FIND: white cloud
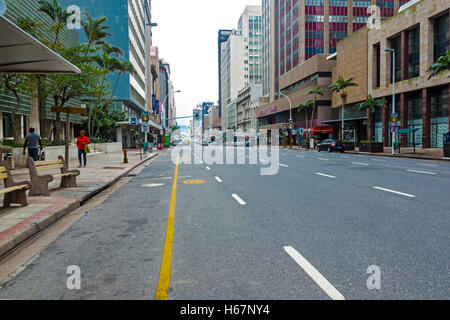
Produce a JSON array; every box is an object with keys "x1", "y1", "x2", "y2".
[{"x1": 151, "y1": 0, "x2": 262, "y2": 126}]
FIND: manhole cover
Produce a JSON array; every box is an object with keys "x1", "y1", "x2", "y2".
[{"x1": 102, "y1": 167, "x2": 125, "y2": 170}]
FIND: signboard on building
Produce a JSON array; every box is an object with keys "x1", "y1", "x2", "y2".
[
  {"x1": 131, "y1": 118, "x2": 137, "y2": 125},
  {"x1": 258, "y1": 106, "x2": 278, "y2": 117}
]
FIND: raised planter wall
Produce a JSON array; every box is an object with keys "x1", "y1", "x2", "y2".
[
  {"x1": 444, "y1": 143, "x2": 450, "y2": 158},
  {"x1": 359, "y1": 142, "x2": 384, "y2": 153},
  {"x1": 10, "y1": 142, "x2": 123, "y2": 168},
  {"x1": 343, "y1": 142, "x2": 355, "y2": 151},
  {"x1": 91, "y1": 142, "x2": 122, "y2": 154}
]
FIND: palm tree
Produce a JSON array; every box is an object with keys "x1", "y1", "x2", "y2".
[
  {"x1": 307, "y1": 86, "x2": 324, "y2": 137},
  {"x1": 82, "y1": 12, "x2": 112, "y2": 50},
  {"x1": 297, "y1": 100, "x2": 314, "y2": 137},
  {"x1": 329, "y1": 75, "x2": 358, "y2": 140},
  {"x1": 353, "y1": 95, "x2": 387, "y2": 140},
  {"x1": 427, "y1": 50, "x2": 450, "y2": 79},
  {"x1": 38, "y1": 0, "x2": 70, "y2": 45}
]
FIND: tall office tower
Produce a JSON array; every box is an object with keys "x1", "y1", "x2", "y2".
[
  {"x1": 220, "y1": 5, "x2": 263, "y2": 129},
  {"x1": 218, "y1": 30, "x2": 232, "y2": 119},
  {"x1": 262, "y1": 0, "x2": 272, "y2": 98},
  {"x1": 239, "y1": 5, "x2": 263, "y2": 86},
  {"x1": 271, "y1": 0, "x2": 411, "y2": 99}
]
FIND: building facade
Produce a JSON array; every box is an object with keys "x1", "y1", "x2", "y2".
[
  {"x1": 218, "y1": 29, "x2": 232, "y2": 119},
  {"x1": 61, "y1": 0, "x2": 150, "y2": 119},
  {"x1": 237, "y1": 84, "x2": 263, "y2": 131},
  {"x1": 220, "y1": 5, "x2": 263, "y2": 130},
  {"x1": 256, "y1": 0, "x2": 412, "y2": 141},
  {"x1": 330, "y1": 0, "x2": 449, "y2": 148},
  {"x1": 262, "y1": 0, "x2": 272, "y2": 98}
]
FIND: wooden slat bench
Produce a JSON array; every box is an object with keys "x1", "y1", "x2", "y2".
[
  {"x1": 27, "y1": 156, "x2": 80, "y2": 196},
  {"x1": 0, "y1": 161, "x2": 31, "y2": 207}
]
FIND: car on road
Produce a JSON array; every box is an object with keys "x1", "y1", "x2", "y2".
[{"x1": 317, "y1": 139, "x2": 345, "y2": 153}]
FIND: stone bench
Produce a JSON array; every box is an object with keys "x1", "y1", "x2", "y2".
[
  {"x1": 0, "y1": 161, "x2": 30, "y2": 208},
  {"x1": 27, "y1": 156, "x2": 80, "y2": 196}
]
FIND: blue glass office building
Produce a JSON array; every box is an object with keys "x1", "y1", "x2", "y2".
[{"x1": 60, "y1": 0, "x2": 150, "y2": 120}]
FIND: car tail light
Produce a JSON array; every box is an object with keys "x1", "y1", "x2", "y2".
[{"x1": 331, "y1": 143, "x2": 336, "y2": 146}]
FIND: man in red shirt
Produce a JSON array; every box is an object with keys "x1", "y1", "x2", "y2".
[{"x1": 76, "y1": 130, "x2": 90, "y2": 168}]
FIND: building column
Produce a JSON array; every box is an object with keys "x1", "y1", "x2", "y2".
[
  {"x1": 366, "y1": 108, "x2": 373, "y2": 140},
  {"x1": 382, "y1": 100, "x2": 389, "y2": 147},
  {"x1": 422, "y1": 88, "x2": 430, "y2": 149},
  {"x1": 400, "y1": 93, "x2": 408, "y2": 146},
  {"x1": 401, "y1": 30, "x2": 408, "y2": 81}
]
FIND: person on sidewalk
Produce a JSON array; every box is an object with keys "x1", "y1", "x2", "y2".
[
  {"x1": 23, "y1": 127, "x2": 43, "y2": 161},
  {"x1": 76, "y1": 130, "x2": 90, "y2": 168}
]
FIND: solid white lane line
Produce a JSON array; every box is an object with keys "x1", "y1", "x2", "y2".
[
  {"x1": 206, "y1": 166, "x2": 211, "y2": 171},
  {"x1": 416, "y1": 163, "x2": 439, "y2": 167},
  {"x1": 352, "y1": 162, "x2": 369, "y2": 166},
  {"x1": 318, "y1": 158, "x2": 329, "y2": 161},
  {"x1": 215, "y1": 177, "x2": 223, "y2": 183},
  {"x1": 316, "y1": 173, "x2": 336, "y2": 179},
  {"x1": 407, "y1": 169, "x2": 436, "y2": 175},
  {"x1": 296, "y1": 155, "x2": 305, "y2": 158},
  {"x1": 279, "y1": 164, "x2": 289, "y2": 167},
  {"x1": 284, "y1": 246, "x2": 345, "y2": 301},
  {"x1": 232, "y1": 194, "x2": 246, "y2": 205},
  {"x1": 373, "y1": 187, "x2": 415, "y2": 198}
]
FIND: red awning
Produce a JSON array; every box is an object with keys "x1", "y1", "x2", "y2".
[{"x1": 304, "y1": 126, "x2": 334, "y2": 134}]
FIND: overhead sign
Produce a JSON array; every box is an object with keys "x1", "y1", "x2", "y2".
[
  {"x1": 131, "y1": 118, "x2": 137, "y2": 125},
  {"x1": 51, "y1": 107, "x2": 86, "y2": 114},
  {"x1": 391, "y1": 113, "x2": 399, "y2": 122}
]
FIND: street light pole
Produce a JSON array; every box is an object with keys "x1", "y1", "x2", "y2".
[
  {"x1": 280, "y1": 92, "x2": 293, "y2": 149},
  {"x1": 385, "y1": 48, "x2": 396, "y2": 155}
]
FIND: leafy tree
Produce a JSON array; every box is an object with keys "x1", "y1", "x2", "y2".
[
  {"x1": 37, "y1": 0, "x2": 70, "y2": 45},
  {"x1": 353, "y1": 95, "x2": 387, "y2": 140},
  {"x1": 297, "y1": 100, "x2": 314, "y2": 137},
  {"x1": 307, "y1": 86, "x2": 324, "y2": 137},
  {"x1": 427, "y1": 50, "x2": 450, "y2": 79},
  {"x1": 329, "y1": 75, "x2": 358, "y2": 140},
  {"x1": 0, "y1": 75, "x2": 26, "y2": 142}
]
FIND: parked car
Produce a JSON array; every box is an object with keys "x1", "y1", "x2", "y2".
[{"x1": 317, "y1": 139, "x2": 345, "y2": 153}]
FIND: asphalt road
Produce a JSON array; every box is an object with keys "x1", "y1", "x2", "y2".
[{"x1": 0, "y1": 145, "x2": 448, "y2": 300}]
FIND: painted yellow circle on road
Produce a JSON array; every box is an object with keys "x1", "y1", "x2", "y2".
[{"x1": 183, "y1": 180, "x2": 205, "y2": 185}]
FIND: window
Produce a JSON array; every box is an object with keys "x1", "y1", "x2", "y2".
[
  {"x1": 390, "y1": 36, "x2": 401, "y2": 83},
  {"x1": 374, "y1": 43, "x2": 381, "y2": 87},
  {"x1": 434, "y1": 14, "x2": 449, "y2": 62},
  {"x1": 407, "y1": 26, "x2": 420, "y2": 79}
]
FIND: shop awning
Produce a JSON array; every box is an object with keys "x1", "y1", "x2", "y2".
[
  {"x1": 302, "y1": 126, "x2": 334, "y2": 134},
  {"x1": 0, "y1": 16, "x2": 81, "y2": 74}
]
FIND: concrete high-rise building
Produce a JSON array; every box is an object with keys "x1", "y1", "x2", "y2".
[
  {"x1": 269, "y1": 0, "x2": 411, "y2": 100},
  {"x1": 220, "y1": 5, "x2": 263, "y2": 129},
  {"x1": 221, "y1": 30, "x2": 244, "y2": 129},
  {"x1": 262, "y1": 0, "x2": 272, "y2": 98},
  {"x1": 218, "y1": 30, "x2": 232, "y2": 119}
]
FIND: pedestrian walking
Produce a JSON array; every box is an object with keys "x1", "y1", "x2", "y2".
[
  {"x1": 23, "y1": 127, "x2": 43, "y2": 161},
  {"x1": 76, "y1": 130, "x2": 90, "y2": 168}
]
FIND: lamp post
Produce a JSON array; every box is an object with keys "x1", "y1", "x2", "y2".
[
  {"x1": 280, "y1": 92, "x2": 293, "y2": 149},
  {"x1": 385, "y1": 48, "x2": 396, "y2": 155}
]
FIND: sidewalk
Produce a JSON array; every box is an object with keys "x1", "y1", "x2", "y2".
[
  {"x1": 284, "y1": 145, "x2": 448, "y2": 161},
  {"x1": 0, "y1": 150, "x2": 160, "y2": 258}
]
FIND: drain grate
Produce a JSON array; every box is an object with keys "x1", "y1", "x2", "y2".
[{"x1": 102, "y1": 167, "x2": 125, "y2": 170}]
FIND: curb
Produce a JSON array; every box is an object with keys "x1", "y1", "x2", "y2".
[{"x1": 0, "y1": 152, "x2": 159, "y2": 259}]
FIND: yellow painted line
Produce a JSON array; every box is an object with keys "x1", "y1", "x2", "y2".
[{"x1": 155, "y1": 155, "x2": 180, "y2": 300}]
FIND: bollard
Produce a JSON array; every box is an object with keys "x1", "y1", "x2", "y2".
[{"x1": 123, "y1": 149, "x2": 128, "y2": 164}]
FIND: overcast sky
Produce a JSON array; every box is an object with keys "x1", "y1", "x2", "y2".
[{"x1": 151, "y1": 0, "x2": 262, "y2": 126}]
